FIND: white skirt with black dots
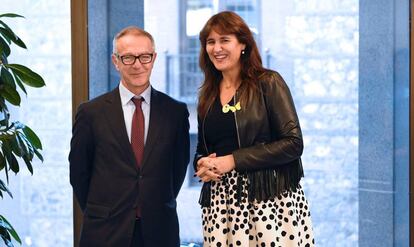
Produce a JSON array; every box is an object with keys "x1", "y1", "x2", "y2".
[{"x1": 202, "y1": 170, "x2": 315, "y2": 247}]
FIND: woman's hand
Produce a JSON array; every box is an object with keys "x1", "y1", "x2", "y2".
[
  {"x1": 195, "y1": 154, "x2": 236, "y2": 182},
  {"x1": 195, "y1": 153, "x2": 221, "y2": 182},
  {"x1": 212, "y1": 154, "x2": 235, "y2": 175}
]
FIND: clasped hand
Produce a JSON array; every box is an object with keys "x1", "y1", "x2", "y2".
[{"x1": 195, "y1": 153, "x2": 235, "y2": 182}]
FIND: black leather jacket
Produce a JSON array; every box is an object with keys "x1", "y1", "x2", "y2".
[{"x1": 195, "y1": 70, "x2": 304, "y2": 206}]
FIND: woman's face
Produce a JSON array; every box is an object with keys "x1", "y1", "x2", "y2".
[{"x1": 206, "y1": 30, "x2": 246, "y2": 75}]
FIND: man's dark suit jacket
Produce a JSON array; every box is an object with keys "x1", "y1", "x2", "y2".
[{"x1": 69, "y1": 86, "x2": 190, "y2": 247}]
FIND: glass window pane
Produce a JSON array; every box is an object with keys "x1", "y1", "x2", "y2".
[
  {"x1": 0, "y1": 1, "x2": 72, "y2": 246},
  {"x1": 145, "y1": 0, "x2": 359, "y2": 245}
]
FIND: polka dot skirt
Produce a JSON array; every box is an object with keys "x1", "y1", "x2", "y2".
[{"x1": 202, "y1": 170, "x2": 315, "y2": 247}]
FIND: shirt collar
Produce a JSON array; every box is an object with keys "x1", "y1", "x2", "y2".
[{"x1": 119, "y1": 82, "x2": 152, "y2": 106}]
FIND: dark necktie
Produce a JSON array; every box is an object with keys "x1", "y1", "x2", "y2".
[
  {"x1": 131, "y1": 97, "x2": 145, "y2": 168},
  {"x1": 131, "y1": 97, "x2": 144, "y2": 218}
]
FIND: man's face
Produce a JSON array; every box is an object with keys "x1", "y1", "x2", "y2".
[{"x1": 112, "y1": 34, "x2": 157, "y2": 95}]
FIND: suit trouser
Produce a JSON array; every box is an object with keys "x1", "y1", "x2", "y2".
[{"x1": 130, "y1": 218, "x2": 144, "y2": 246}]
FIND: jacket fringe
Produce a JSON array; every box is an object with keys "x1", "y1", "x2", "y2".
[
  {"x1": 199, "y1": 159, "x2": 304, "y2": 207},
  {"x1": 198, "y1": 182, "x2": 211, "y2": 206}
]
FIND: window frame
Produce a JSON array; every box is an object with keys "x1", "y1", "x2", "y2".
[{"x1": 70, "y1": 0, "x2": 88, "y2": 246}]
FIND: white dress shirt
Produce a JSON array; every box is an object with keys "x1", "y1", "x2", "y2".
[{"x1": 118, "y1": 82, "x2": 151, "y2": 144}]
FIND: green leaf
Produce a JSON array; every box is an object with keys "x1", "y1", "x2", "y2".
[
  {"x1": 10, "y1": 135, "x2": 22, "y2": 157},
  {"x1": 0, "y1": 84, "x2": 20, "y2": 106},
  {"x1": 1, "y1": 143, "x2": 11, "y2": 182},
  {"x1": 0, "y1": 21, "x2": 16, "y2": 41},
  {"x1": 0, "y1": 53, "x2": 7, "y2": 68},
  {"x1": 7, "y1": 153, "x2": 19, "y2": 174},
  {"x1": 3, "y1": 160, "x2": 9, "y2": 184},
  {"x1": 0, "y1": 180, "x2": 12, "y2": 198},
  {"x1": 22, "y1": 156, "x2": 33, "y2": 174},
  {"x1": 13, "y1": 74, "x2": 26, "y2": 94},
  {"x1": 0, "y1": 152, "x2": 5, "y2": 171},
  {"x1": 0, "y1": 36, "x2": 10, "y2": 57},
  {"x1": 0, "y1": 215, "x2": 21, "y2": 244},
  {"x1": 16, "y1": 134, "x2": 29, "y2": 157},
  {"x1": 6, "y1": 64, "x2": 45, "y2": 87},
  {"x1": 11, "y1": 35, "x2": 26, "y2": 49},
  {"x1": 0, "y1": 21, "x2": 15, "y2": 43},
  {"x1": 0, "y1": 118, "x2": 8, "y2": 127},
  {"x1": 0, "y1": 67, "x2": 16, "y2": 89},
  {"x1": 0, "y1": 119, "x2": 13, "y2": 132},
  {"x1": 0, "y1": 27, "x2": 26, "y2": 49},
  {"x1": 22, "y1": 126, "x2": 42, "y2": 149},
  {"x1": 0, "y1": 13, "x2": 24, "y2": 18},
  {"x1": 0, "y1": 28, "x2": 11, "y2": 44},
  {"x1": 2, "y1": 138, "x2": 19, "y2": 173},
  {"x1": 0, "y1": 229, "x2": 12, "y2": 247},
  {"x1": 15, "y1": 133, "x2": 34, "y2": 159},
  {"x1": 0, "y1": 20, "x2": 26, "y2": 49},
  {"x1": 34, "y1": 149, "x2": 43, "y2": 162}
]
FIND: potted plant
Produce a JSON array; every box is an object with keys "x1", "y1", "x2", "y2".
[{"x1": 0, "y1": 13, "x2": 45, "y2": 247}]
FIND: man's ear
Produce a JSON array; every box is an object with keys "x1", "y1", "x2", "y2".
[
  {"x1": 111, "y1": 54, "x2": 120, "y2": 71},
  {"x1": 152, "y1": 52, "x2": 157, "y2": 63}
]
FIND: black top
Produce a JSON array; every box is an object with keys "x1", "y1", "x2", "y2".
[{"x1": 204, "y1": 96, "x2": 239, "y2": 156}]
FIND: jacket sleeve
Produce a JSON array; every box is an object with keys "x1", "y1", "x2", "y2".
[
  {"x1": 172, "y1": 104, "x2": 190, "y2": 198},
  {"x1": 233, "y1": 72, "x2": 303, "y2": 171},
  {"x1": 192, "y1": 114, "x2": 207, "y2": 171},
  {"x1": 69, "y1": 103, "x2": 94, "y2": 211}
]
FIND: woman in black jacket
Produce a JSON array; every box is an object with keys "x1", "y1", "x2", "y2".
[{"x1": 194, "y1": 11, "x2": 315, "y2": 246}]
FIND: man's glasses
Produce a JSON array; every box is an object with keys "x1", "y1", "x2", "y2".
[{"x1": 115, "y1": 53, "x2": 154, "y2": 65}]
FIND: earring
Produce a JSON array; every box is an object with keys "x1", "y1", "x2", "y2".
[{"x1": 241, "y1": 50, "x2": 245, "y2": 55}]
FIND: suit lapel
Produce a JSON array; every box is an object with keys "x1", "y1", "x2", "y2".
[
  {"x1": 142, "y1": 88, "x2": 163, "y2": 167},
  {"x1": 104, "y1": 88, "x2": 137, "y2": 168}
]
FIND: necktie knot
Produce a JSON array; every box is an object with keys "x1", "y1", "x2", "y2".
[{"x1": 131, "y1": 97, "x2": 144, "y2": 108}]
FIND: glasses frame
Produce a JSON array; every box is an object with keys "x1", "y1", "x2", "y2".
[{"x1": 115, "y1": 53, "x2": 154, "y2": 65}]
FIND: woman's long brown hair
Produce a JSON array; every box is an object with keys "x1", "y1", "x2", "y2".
[{"x1": 198, "y1": 11, "x2": 266, "y2": 118}]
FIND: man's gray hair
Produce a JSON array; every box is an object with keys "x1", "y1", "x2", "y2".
[{"x1": 112, "y1": 26, "x2": 155, "y2": 54}]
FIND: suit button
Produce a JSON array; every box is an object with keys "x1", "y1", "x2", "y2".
[{"x1": 139, "y1": 175, "x2": 143, "y2": 179}]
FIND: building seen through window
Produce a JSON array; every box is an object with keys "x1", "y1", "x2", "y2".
[{"x1": 0, "y1": 0, "x2": 409, "y2": 246}]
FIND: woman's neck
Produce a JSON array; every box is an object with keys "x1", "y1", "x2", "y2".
[{"x1": 221, "y1": 71, "x2": 241, "y2": 90}]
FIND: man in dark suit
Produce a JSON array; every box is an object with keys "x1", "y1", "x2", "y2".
[{"x1": 69, "y1": 26, "x2": 190, "y2": 247}]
